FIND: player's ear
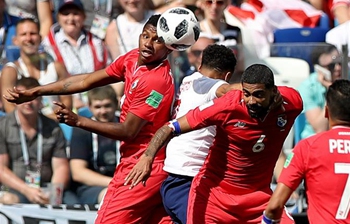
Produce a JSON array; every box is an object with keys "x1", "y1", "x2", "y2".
[{"x1": 325, "y1": 104, "x2": 329, "y2": 118}]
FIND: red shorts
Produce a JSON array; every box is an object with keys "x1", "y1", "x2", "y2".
[
  {"x1": 187, "y1": 174, "x2": 294, "y2": 224},
  {"x1": 95, "y1": 161, "x2": 172, "y2": 224}
]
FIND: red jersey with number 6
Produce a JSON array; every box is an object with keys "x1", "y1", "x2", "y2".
[{"x1": 185, "y1": 86, "x2": 303, "y2": 193}]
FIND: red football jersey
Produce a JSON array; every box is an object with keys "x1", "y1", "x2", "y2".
[
  {"x1": 279, "y1": 126, "x2": 350, "y2": 223},
  {"x1": 106, "y1": 49, "x2": 175, "y2": 163},
  {"x1": 186, "y1": 86, "x2": 303, "y2": 192}
]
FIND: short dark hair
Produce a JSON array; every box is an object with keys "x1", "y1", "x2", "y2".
[
  {"x1": 144, "y1": 14, "x2": 161, "y2": 29},
  {"x1": 326, "y1": 79, "x2": 350, "y2": 121},
  {"x1": 16, "y1": 18, "x2": 40, "y2": 33},
  {"x1": 201, "y1": 44, "x2": 237, "y2": 74},
  {"x1": 16, "y1": 77, "x2": 40, "y2": 89},
  {"x1": 241, "y1": 64, "x2": 275, "y2": 89},
  {"x1": 87, "y1": 85, "x2": 118, "y2": 106}
]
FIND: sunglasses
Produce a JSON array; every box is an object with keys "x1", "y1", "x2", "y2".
[
  {"x1": 205, "y1": 0, "x2": 225, "y2": 6},
  {"x1": 321, "y1": 62, "x2": 341, "y2": 71}
]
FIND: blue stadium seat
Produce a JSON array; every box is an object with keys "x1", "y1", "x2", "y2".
[
  {"x1": 294, "y1": 113, "x2": 306, "y2": 145},
  {"x1": 271, "y1": 27, "x2": 329, "y2": 72}
]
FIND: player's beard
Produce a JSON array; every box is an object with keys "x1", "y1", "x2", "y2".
[{"x1": 247, "y1": 104, "x2": 269, "y2": 119}]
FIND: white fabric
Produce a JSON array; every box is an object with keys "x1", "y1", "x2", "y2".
[
  {"x1": 163, "y1": 72, "x2": 227, "y2": 176},
  {"x1": 115, "y1": 10, "x2": 155, "y2": 55},
  {"x1": 326, "y1": 21, "x2": 350, "y2": 69},
  {"x1": 41, "y1": 26, "x2": 109, "y2": 75},
  {"x1": 5, "y1": 60, "x2": 59, "y2": 115}
]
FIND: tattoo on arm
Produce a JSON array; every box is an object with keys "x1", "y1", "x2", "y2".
[{"x1": 144, "y1": 126, "x2": 172, "y2": 158}]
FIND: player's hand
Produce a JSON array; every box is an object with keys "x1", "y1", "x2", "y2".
[
  {"x1": 53, "y1": 101, "x2": 79, "y2": 126},
  {"x1": 3, "y1": 86, "x2": 38, "y2": 104},
  {"x1": 269, "y1": 90, "x2": 285, "y2": 112},
  {"x1": 124, "y1": 155, "x2": 153, "y2": 189}
]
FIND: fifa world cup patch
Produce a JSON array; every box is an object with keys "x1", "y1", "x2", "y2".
[
  {"x1": 146, "y1": 90, "x2": 164, "y2": 108},
  {"x1": 284, "y1": 152, "x2": 294, "y2": 168}
]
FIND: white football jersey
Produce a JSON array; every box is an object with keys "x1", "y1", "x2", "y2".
[{"x1": 164, "y1": 72, "x2": 227, "y2": 176}]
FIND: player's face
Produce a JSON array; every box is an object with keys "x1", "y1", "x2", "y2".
[
  {"x1": 89, "y1": 99, "x2": 117, "y2": 123},
  {"x1": 242, "y1": 83, "x2": 275, "y2": 119},
  {"x1": 138, "y1": 24, "x2": 170, "y2": 66}
]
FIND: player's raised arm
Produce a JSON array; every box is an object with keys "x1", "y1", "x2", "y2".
[
  {"x1": 124, "y1": 116, "x2": 192, "y2": 188},
  {"x1": 3, "y1": 69, "x2": 115, "y2": 105}
]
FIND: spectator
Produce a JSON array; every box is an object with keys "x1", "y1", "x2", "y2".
[
  {"x1": 52, "y1": 0, "x2": 122, "y2": 38},
  {"x1": 4, "y1": 14, "x2": 175, "y2": 223},
  {"x1": 105, "y1": 0, "x2": 156, "y2": 60},
  {"x1": 197, "y1": 0, "x2": 244, "y2": 75},
  {"x1": 0, "y1": 77, "x2": 77, "y2": 205},
  {"x1": 126, "y1": 44, "x2": 239, "y2": 224},
  {"x1": 0, "y1": 18, "x2": 72, "y2": 120},
  {"x1": 326, "y1": 19, "x2": 350, "y2": 73},
  {"x1": 298, "y1": 43, "x2": 342, "y2": 139},
  {"x1": 125, "y1": 64, "x2": 302, "y2": 223},
  {"x1": 183, "y1": 36, "x2": 215, "y2": 77},
  {"x1": 104, "y1": 0, "x2": 156, "y2": 104},
  {"x1": 262, "y1": 79, "x2": 350, "y2": 223},
  {"x1": 306, "y1": 0, "x2": 350, "y2": 27},
  {"x1": 5, "y1": 0, "x2": 53, "y2": 38},
  {"x1": 42, "y1": 0, "x2": 110, "y2": 110},
  {"x1": 69, "y1": 85, "x2": 120, "y2": 205}
]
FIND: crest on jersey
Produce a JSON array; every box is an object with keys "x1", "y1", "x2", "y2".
[
  {"x1": 277, "y1": 114, "x2": 287, "y2": 127},
  {"x1": 131, "y1": 80, "x2": 139, "y2": 90},
  {"x1": 129, "y1": 80, "x2": 139, "y2": 94}
]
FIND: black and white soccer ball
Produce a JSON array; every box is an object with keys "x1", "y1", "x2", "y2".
[{"x1": 157, "y1": 7, "x2": 200, "y2": 51}]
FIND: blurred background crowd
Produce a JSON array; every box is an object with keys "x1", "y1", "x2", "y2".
[{"x1": 0, "y1": 0, "x2": 349, "y2": 219}]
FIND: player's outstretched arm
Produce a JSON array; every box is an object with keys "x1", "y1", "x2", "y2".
[
  {"x1": 262, "y1": 183, "x2": 294, "y2": 223},
  {"x1": 124, "y1": 116, "x2": 192, "y2": 188},
  {"x1": 3, "y1": 69, "x2": 114, "y2": 105}
]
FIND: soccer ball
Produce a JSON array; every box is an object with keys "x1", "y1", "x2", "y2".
[{"x1": 157, "y1": 7, "x2": 200, "y2": 51}]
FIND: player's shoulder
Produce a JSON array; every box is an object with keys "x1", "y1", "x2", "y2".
[{"x1": 278, "y1": 86, "x2": 303, "y2": 110}]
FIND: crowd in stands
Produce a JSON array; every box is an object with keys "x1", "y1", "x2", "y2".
[{"x1": 0, "y1": 0, "x2": 350, "y2": 221}]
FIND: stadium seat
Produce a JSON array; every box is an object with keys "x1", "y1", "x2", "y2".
[{"x1": 271, "y1": 27, "x2": 329, "y2": 72}]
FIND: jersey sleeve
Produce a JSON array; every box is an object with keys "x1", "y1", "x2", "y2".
[
  {"x1": 278, "y1": 139, "x2": 309, "y2": 190},
  {"x1": 105, "y1": 53, "x2": 127, "y2": 81},
  {"x1": 127, "y1": 72, "x2": 172, "y2": 122},
  {"x1": 186, "y1": 91, "x2": 235, "y2": 130}
]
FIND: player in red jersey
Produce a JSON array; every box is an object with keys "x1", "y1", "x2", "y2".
[
  {"x1": 263, "y1": 79, "x2": 350, "y2": 224},
  {"x1": 4, "y1": 14, "x2": 174, "y2": 224},
  {"x1": 126, "y1": 64, "x2": 302, "y2": 223}
]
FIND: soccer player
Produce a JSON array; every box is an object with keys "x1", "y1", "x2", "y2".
[
  {"x1": 126, "y1": 64, "x2": 302, "y2": 223},
  {"x1": 126, "y1": 44, "x2": 238, "y2": 223},
  {"x1": 4, "y1": 14, "x2": 174, "y2": 223},
  {"x1": 262, "y1": 79, "x2": 350, "y2": 224}
]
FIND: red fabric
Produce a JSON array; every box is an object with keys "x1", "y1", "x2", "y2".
[
  {"x1": 47, "y1": 28, "x2": 106, "y2": 70},
  {"x1": 95, "y1": 162, "x2": 172, "y2": 223},
  {"x1": 106, "y1": 49, "x2": 175, "y2": 163},
  {"x1": 279, "y1": 126, "x2": 350, "y2": 223},
  {"x1": 228, "y1": 0, "x2": 322, "y2": 28},
  {"x1": 184, "y1": 86, "x2": 303, "y2": 222}
]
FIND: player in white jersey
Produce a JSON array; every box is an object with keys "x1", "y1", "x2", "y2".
[{"x1": 126, "y1": 44, "x2": 239, "y2": 224}]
